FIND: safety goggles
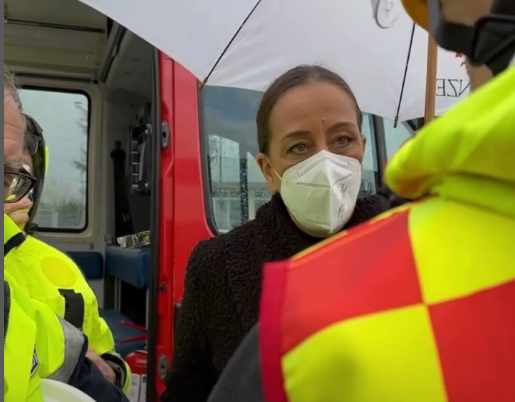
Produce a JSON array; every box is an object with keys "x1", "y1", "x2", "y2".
[
  {"x1": 24, "y1": 114, "x2": 44, "y2": 156},
  {"x1": 25, "y1": 132, "x2": 44, "y2": 156},
  {"x1": 4, "y1": 168, "x2": 37, "y2": 204}
]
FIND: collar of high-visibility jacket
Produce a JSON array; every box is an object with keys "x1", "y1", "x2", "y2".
[
  {"x1": 4, "y1": 213, "x2": 22, "y2": 243},
  {"x1": 385, "y1": 67, "x2": 515, "y2": 218},
  {"x1": 4, "y1": 213, "x2": 26, "y2": 257}
]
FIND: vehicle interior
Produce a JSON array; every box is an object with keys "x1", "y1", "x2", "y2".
[
  {"x1": 4, "y1": 0, "x2": 417, "y2": 399},
  {"x1": 5, "y1": 0, "x2": 155, "y2": 361}
]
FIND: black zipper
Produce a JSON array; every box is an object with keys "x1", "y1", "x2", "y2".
[
  {"x1": 4, "y1": 281, "x2": 11, "y2": 344},
  {"x1": 4, "y1": 232, "x2": 26, "y2": 257}
]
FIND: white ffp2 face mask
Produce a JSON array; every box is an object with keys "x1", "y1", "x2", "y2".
[{"x1": 277, "y1": 150, "x2": 362, "y2": 237}]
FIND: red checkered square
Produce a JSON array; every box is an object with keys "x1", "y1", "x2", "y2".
[{"x1": 428, "y1": 279, "x2": 515, "y2": 402}]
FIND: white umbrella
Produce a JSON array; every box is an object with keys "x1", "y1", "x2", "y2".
[{"x1": 78, "y1": 0, "x2": 469, "y2": 121}]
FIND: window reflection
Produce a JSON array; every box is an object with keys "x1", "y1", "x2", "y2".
[{"x1": 361, "y1": 115, "x2": 378, "y2": 195}]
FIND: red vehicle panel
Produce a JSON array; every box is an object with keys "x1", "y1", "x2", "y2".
[{"x1": 155, "y1": 53, "x2": 213, "y2": 393}]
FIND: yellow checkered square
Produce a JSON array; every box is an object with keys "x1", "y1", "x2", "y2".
[
  {"x1": 283, "y1": 304, "x2": 447, "y2": 402},
  {"x1": 409, "y1": 200, "x2": 515, "y2": 304}
]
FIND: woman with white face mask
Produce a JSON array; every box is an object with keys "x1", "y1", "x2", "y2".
[
  {"x1": 163, "y1": 65, "x2": 391, "y2": 402},
  {"x1": 255, "y1": 66, "x2": 373, "y2": 236}
]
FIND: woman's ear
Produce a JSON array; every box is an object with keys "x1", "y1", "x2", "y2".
[
  {"x1": 256, "y1": 152, "x2": 279, "y2": 192},
  {"x1": 360, "y1": 133, "x2": 367, "y2": 151}
]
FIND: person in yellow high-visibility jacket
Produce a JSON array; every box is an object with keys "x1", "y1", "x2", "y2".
[
  {"x1": 4, "y1": 268, "x2": 80, "y2": 401},
  {"x1": 207, "y1": 1, "x2": 515, "y2": 402},
  {"x1": 4, "y1": 68, "x2": 129, "y2": 402},
  {"x1": 4, "y1": 114, "x2": 131, "y2": 393},
  {"x1": 5, "y1": 215, "x2": 130, "y2": 402}
]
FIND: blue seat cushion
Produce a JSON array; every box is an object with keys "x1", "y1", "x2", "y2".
[
  {"x1": 99, "y1": 309, "x2": 146, "y2": 358},
  {"x1": 67, "y1": 251, "x2": 104, "y2": 280},
  {"x1": 105, "y1": 245, "x2": 149, "y2": 289}
]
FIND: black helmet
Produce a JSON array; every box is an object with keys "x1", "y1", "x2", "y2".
[{"x1": 24, "y1": 114, "x2": 47, "y2": 232}]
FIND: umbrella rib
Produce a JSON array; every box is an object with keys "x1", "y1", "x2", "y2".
[
  {"x1": 393, "y1": 22, "x2": 416, "y2": 128},
  {"x1": 201, "y1": 0, "x2": 265, "y2": 87}
]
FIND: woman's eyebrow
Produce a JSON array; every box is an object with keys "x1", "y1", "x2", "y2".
[
  {"x1": 327, "y1": 121, "x2": 358, "y2": 132},
  {"x1": 281, "y1": 130, "x2": 311, "y2": 144}
]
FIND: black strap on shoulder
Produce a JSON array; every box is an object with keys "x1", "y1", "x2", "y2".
[
  {"x1": 59, "y1": 289, "x2": 85, "y2": 331},
  {"x1": 4, "y1": 281, "x2": 11, "y2": 344},
  {"x1": 4, "y1": 233, "x2": 26, "y2": 257}
]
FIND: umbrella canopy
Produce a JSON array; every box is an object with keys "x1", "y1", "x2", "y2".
[{"x1": 79, "y1": 0, "x2": 469, "y2": 120}]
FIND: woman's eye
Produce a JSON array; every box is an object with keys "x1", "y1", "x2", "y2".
[
  {"x1": 289, "y1": 143, "x2": 308, "y2": 154},
  {"x1": 335, "y1": 135, "x2": 351, "y2": 146}
]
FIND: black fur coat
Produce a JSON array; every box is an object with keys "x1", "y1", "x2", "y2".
[{"x1": 161, "y1": 192, "x2": 390, "y2": 402}]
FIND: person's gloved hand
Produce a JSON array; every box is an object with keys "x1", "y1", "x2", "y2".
[{"x1": 86, "y1": 346, "x2": 116, "y2": 384}]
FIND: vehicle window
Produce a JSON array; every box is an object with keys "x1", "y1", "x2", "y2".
[
  {"x1": 200, "y1": 86, "x2": 379, "y2": 234},
  {"x1": 18, "y1": 88, "x2": 89, "y2": 231},
  {"x1": 360, "y1": 115, "x2": 378, "y2": 195},
  {"x1": 383, "y1": 118, "x2": 413, "y2": 160}
]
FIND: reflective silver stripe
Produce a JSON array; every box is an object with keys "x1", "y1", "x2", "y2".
[{"x1": 48, "y1": 316, "x2": 85, "y2": 383}]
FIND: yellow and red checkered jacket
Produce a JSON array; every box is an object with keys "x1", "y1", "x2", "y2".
[{"x1": 256, "y1": 67, "x2": 515, "y2": 402}]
